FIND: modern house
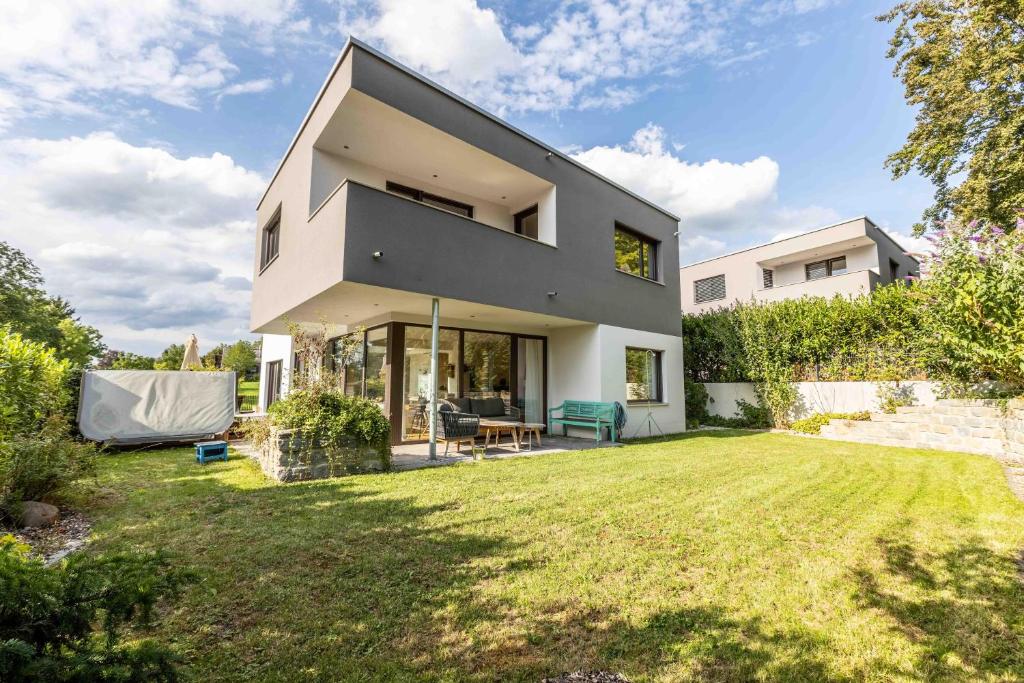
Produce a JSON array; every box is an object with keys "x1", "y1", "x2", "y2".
[
  {"x1": 680, "y1": 217, "x2": 919, "y2": 315},
  {"x1": 251, "y1": 38, "x2": 686, "y2": 445}
]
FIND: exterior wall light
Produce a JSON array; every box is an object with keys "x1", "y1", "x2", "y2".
[
  {"x1": 547, "y1": 291, "x2": 557, "y2": 297},
  {"x1": 373, "y1": 251, "x2": 384, "y2": 260}
]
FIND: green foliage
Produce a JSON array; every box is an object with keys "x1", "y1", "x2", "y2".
[
  {"x1": 110, "y1": 351, "x2": 157, "y2": 370},
  {"x1": 154, "y1": 344, "x2": 185, "y2": 371},
  {"x1": 700, "y1": 399, "x2": 773, "y2": 429},
  {"x1": 265, "y1": 386, "x2": 391, "y2": 471},
  {"x1": 0, "y1": 535, "x2": 186, "y2": 682},
  {"x1": 681, "y1": 311, "x2": 745, "y2": 382},
  {"x1": 0, "y1": 328, "x2": 72, "y2": 439},
  {"x1": 879, "y1": 1, "x2": 1024, "y2": 233},
  {"x1": 917, "y1": 219, "x2": 1024, "y2": 392},
  {"x1": 54, "y1": 318, "x2": 105, "y2": 368},
  {"x1": 0, "y1": 435, "x2": 98, "y2": 521},
  {"x1": 221, "y1": 341, "x2": 258, "y2": 376},
  {"x1": 876, "y1": 381, "x2": 918, "y2": 414},
  {"x1": 790, "y1": 412, "x2": 872, "y2": 434},
  {"x1": 684, "y1": 379, "x2": 709, "y2": 426}
]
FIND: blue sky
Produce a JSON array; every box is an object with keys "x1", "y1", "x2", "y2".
[{"x1": 0, "y1": 0, "x2": 932, "y2": 355}]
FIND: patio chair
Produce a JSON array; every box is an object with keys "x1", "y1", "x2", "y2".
[{"x1": 437, "y1": 404, "x2": 481, "y2": 455}]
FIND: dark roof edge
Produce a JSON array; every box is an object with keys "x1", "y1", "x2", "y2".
[{"x1": 257, "y1": 37, "x2": 681, "y2": 222}]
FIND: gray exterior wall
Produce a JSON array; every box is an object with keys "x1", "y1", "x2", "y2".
[
  {"x1": 867, "y1": 220, "x2": 920, "y2": 285},
  {"x1": 251, "y1": 42, "x2": 681, "y2": 337}
]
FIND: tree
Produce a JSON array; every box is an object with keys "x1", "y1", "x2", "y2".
[
  {"x1": 0, "y1": 242, "x2": 66, "y2": 349},
  {"x1": 110, "y1": 352, "x2": 157, "y2": 370},
  {"x1": 221, "y1": 341, "x2": 258, "y2": 377},
  {"x1": 879, "y1": 1, "x2": 1024, "y2": 234},
  {"x1": 154, "y1": 344, "x2": 185, "y2": 371},
  {"x1": 55, "y1": 318, "x2": 105, "y2": 368}
]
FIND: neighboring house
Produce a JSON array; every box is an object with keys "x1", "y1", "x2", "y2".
[
  {"x1": 252, "y1": 38, "x2": 686, "y2": 444},
  {"x1": 680, "y1": 217, "x2": 920, "y2": 315}
]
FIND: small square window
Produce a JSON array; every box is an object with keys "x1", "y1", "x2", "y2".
[
  {"x1": 805, "y1": 256, "x2": 846, "y2": 281},
  {"x1": 694, "y1": 274, "x2": 726, "y2": 303},
  {"x1": 615, "y1": 224, "x2": 658, "y2": 280},
  {"x1": 626, "y1": 347, "x2": 663, "y2": 403},
  {"x1": 762, "y1": 268, "x2": 774, "y2": 289},
  {"x1": 261, "y1": 211, "x2": 280, "y2": 270}
]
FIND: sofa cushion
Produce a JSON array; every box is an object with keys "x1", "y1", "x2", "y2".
[
  {"x1": 452, "y1": 397, "x2": 473, "y2": 413},
  {"x1": 469, "y1": 397, "x2": 505, "y2": 417}
]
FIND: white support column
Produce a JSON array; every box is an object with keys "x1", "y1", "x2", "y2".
[{"x1": 428, "y1": 297, "x2": 440, "y2": 460}]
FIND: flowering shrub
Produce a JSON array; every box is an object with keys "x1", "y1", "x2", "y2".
[{"x1": 919, "y1": 218, "x2": 1024, "y2": 392}]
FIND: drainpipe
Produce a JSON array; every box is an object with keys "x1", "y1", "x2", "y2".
[{"x1": 428, "y1": 297, "x2": 440, "y2": 460}]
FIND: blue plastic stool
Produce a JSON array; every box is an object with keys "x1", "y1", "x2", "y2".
[{"x1": 195, "y1": 440, "x2": 228, "y2": 464}]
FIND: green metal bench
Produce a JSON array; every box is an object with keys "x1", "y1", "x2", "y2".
[{"x1": 548, "y1": 400, "x2": 617, "y2": 444}]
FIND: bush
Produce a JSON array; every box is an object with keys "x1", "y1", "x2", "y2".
[
  {"x1": 876, "y1": 381, "x2": 916, "y2": 414},
  {"x1": 0, "y1": 434, "x2": 98, "y2": 522},
  {"x1": 263, "y1": 387, "x2": 391, "y2": 471},
  {"x1": 700, "y1": 398, "x2": 773, "y2": 430},
  {"x1": 0, "y1": 535, "x2": 187, "y2": 682},
  {"x1": 790, "y1": 411, "x2": 871, "y2": 435},
  {"x1": 684, "y1": 379, "x2": 709, "y2": 426},
  {"x1": 0, "y1": 328, "x2": 72, "y2": 439}
]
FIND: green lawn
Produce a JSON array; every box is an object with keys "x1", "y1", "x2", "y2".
[
  {"x1": 238, "y1": 379, "x2": 258, "y2": 399},
  {"x1": 84, "y1": 432, "x2": 1024, "y2": 681}
]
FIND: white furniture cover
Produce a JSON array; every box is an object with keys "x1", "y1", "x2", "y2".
[{"x1": 78, "y1": 370, "x2": 236, "y2": 444}]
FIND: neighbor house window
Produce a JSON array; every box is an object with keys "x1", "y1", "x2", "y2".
[
  {"x1": 694, "y1": 274, "x2": 726, "y2": 303},
  {"x1": 805, "y1": 256, "x2": 847, "y2": 281},
  {"x1": 514, "y1": 204, "x2": 539, "y2": 239},
  {"x1": 260, "y1": 212, "x2": 280, "y2": 270},
  {"x1": 762, "y1": 268, "x2": 774, "y2": 289},
  {"x1": 614, "y1": 224, "x2": 658, "y2": 280},
  {"x1": 625, "y1": 347, "x2": 663, "y2": 403},
  {"x1": 386, "y1": 181, "x2": 473, "y2": 218},
  {"x1": 889, "y1": 258, "x2": 899, "y2": 282}
]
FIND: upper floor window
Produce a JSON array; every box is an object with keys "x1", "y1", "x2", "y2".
[
  {"x1": 762, "y1": 268, "x2": 774, "y2": 289},
  {"x1": 260, "y1": 211, "x2": 280, "y2": 271},
  {"x1": 614, "y1": 224, "x2": 658, "y2": 280},
  {"x1": 386, "y1": 181, "x2": 473, "y2": 219},
  {"x1": 626, "y1": 347, "x2": 663, "y2": 403},
  {"x1": 805, "y1": 255, "x2": 847, "y2": 281},
  {"x1": 694, "y1": 274, "x2": 726, "y2": 304},
  {"x1": 514, "y1": 204, "x2": 539, "y2": 239},
  {"x1": 889, "y1": 258, "x2": 899, "y2": 282}
]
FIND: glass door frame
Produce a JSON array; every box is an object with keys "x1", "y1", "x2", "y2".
[{"x1": 388, "y1": 322, "x2": 548, "y2": 445}]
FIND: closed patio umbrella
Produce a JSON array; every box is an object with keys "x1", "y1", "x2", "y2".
[{"x1": 181, "y1": 334, "x2": 202, "y2": 370}]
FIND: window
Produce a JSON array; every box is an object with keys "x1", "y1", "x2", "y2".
[
  {"x1": 514, "y1": 204, "x2": 539, "y2": 239},
  {"x1": 694, "y1": 274, "x2": 726, "y2": 303},
  {"x1": 762, "y1": 268, "x2": 774, "y2": 289},
  {"x1": 260, "y1": 212, "x2": 280, "y2": 270},
  {"x1": 614, "y1": 224, "x2": 658, "y2": 280},
  {"x1": 626, "y1": 348, "x2": 663, "y2": 403},
  {"x1": 265, "y1": 360, "x2": 282, "y2": 407},
  {"x1": 889, "y1": 258, "x2": 899, "y2": 282},
  {"x1": 386, "y1": 181, "x2": 473, "y2": 218},
  {"x1": 805, "y1": 256, "x2": 847, "y2": 281}
]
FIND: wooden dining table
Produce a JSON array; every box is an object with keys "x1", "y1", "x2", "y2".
[{"x1": 479, "y1": 419, "x2": 522, "y2": 451}]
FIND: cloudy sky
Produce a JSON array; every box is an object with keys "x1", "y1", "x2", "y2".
[{"x1": 0, "y1": 0, "x2": 932, "y2": 355}]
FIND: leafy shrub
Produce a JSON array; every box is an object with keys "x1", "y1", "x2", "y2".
[
  {"x1": 790, "y1": 411, "x2": 871, "y2": 434},
  {"x1": 263, "y1": 387, "x2": 391, "y2": 471},
  {"x1": 876, "y1": 381, "x2": 916, "y2": 414},
  {"x1": 0, "y1": 434, "x2": 98, "y2": 522},
  {"x1": 918, "y1": 219, "x2": 1024, "y2": 393},
  {"x1": 701, "y1": 398, "x2": 773, "y2": 430},
  {"x1": 0, "y1": 328, "x2": 72, "y2": 439},
  {"x1": 0, "y1": 535, "x2": 187, "y2": 682},
  {"x1": 684, "y1": 379, "x2": 709, "y2": 426}
]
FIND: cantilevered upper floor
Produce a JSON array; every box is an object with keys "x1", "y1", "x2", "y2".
[
  {"x1": 250, "y1": 38, "x2": 681, "y2": 337},
  {"x1": 680, "y1": 217, "x2": 920, "y2": 315}
]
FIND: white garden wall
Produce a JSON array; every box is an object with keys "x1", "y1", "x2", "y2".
[{"x1": 703, "y1": 381, "x2": 938, "y2": 420}]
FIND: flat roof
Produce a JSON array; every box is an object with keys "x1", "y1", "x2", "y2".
[
  {"x1": 257, "y1": 37, "x2": 680, "y2": 222},
  {"x1": 680, "y1": 216, "x2": 920, "y2": 268}
]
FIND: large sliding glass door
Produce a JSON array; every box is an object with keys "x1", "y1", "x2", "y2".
[
  {"x1": 517, "y1": 337, "x2": 544, "y2": 424},
  {"x1": 402, "y1": 327, "x2": 460, "y2": 440},
  {"x1": 463, "y1": 331, "x2": 511, "y2": 399}
]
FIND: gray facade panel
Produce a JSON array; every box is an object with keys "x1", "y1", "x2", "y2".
[
  {"x1": 347, "y1": 48, "x2": 682, "y2": 336},
  {"x1": 342, "y1": 182, "x2": 682, "y2": 336}
]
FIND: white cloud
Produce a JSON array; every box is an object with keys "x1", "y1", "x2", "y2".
[
  {"x1": 0, "y1": 0, "x2": 306, "y2": 124},
  {"x1": 571, "y1": 124, "x2": 842, "y2": 260},
  {"x1": 337, "y1": 0, "x2": 835, "y2": 115},
  {"x1": 0, "y1": 132, "x2": 264, "y2": 354},
  {"x1": 219, "y1": 78, "x2": 277, "y2": 97}
]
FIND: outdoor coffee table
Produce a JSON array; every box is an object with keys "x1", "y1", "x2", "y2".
[
  {"x1": 518, "y1": 423, "x2": 545, "y2": 450},
  {"x1": 479, "y1": 420, "x2": 521, "y2": 451}
]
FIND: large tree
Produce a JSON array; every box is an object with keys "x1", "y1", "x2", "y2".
[
  {"x1": 880, "y1": 0, "x2": 1024, "y2": 233},
  {"x1": 154, "y1": 343, "x2": 186, "y2": 371}
]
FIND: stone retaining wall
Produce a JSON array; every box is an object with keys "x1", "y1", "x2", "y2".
[
  {"x1": 253, "y1": 429, "x2": 389, "y2": 482},
  {"x1": 819, "y1": 399, "x2": 1024, "y2": 463}
]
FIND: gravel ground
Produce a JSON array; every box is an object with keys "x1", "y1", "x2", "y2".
[
  {"x1": 542, "y1": 672, "x2": 630, "y2": 683},
  {"x1": 10, "y1": 509, "x2": 92, "y2": 565}
]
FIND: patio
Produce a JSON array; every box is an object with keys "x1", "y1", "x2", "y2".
[{"x1": 391, "y1": 435, "x2": 622, "y2": 471}]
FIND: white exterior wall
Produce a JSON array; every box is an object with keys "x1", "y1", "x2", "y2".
[
  {"x1": 548, "y1": 324, "x2": 686, "y2": 438},
  {"x1": 703, "y1": 381, "x2": 938, "y2": 421},
  {"x1": 257, "y1": 334, "x2": 294, "y2": 412}
]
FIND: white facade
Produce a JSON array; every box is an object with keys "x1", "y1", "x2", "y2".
[
  {"x1": 680, "y1": 217, "x2": 920, "y2": 315},
  {"x1": 257, "y1": 333, "x2": 293, "y2": 413}
]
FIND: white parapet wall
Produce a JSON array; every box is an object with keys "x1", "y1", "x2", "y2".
[{"x1": 703, "y1": 381, "x2": 939, "y2": 420}]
